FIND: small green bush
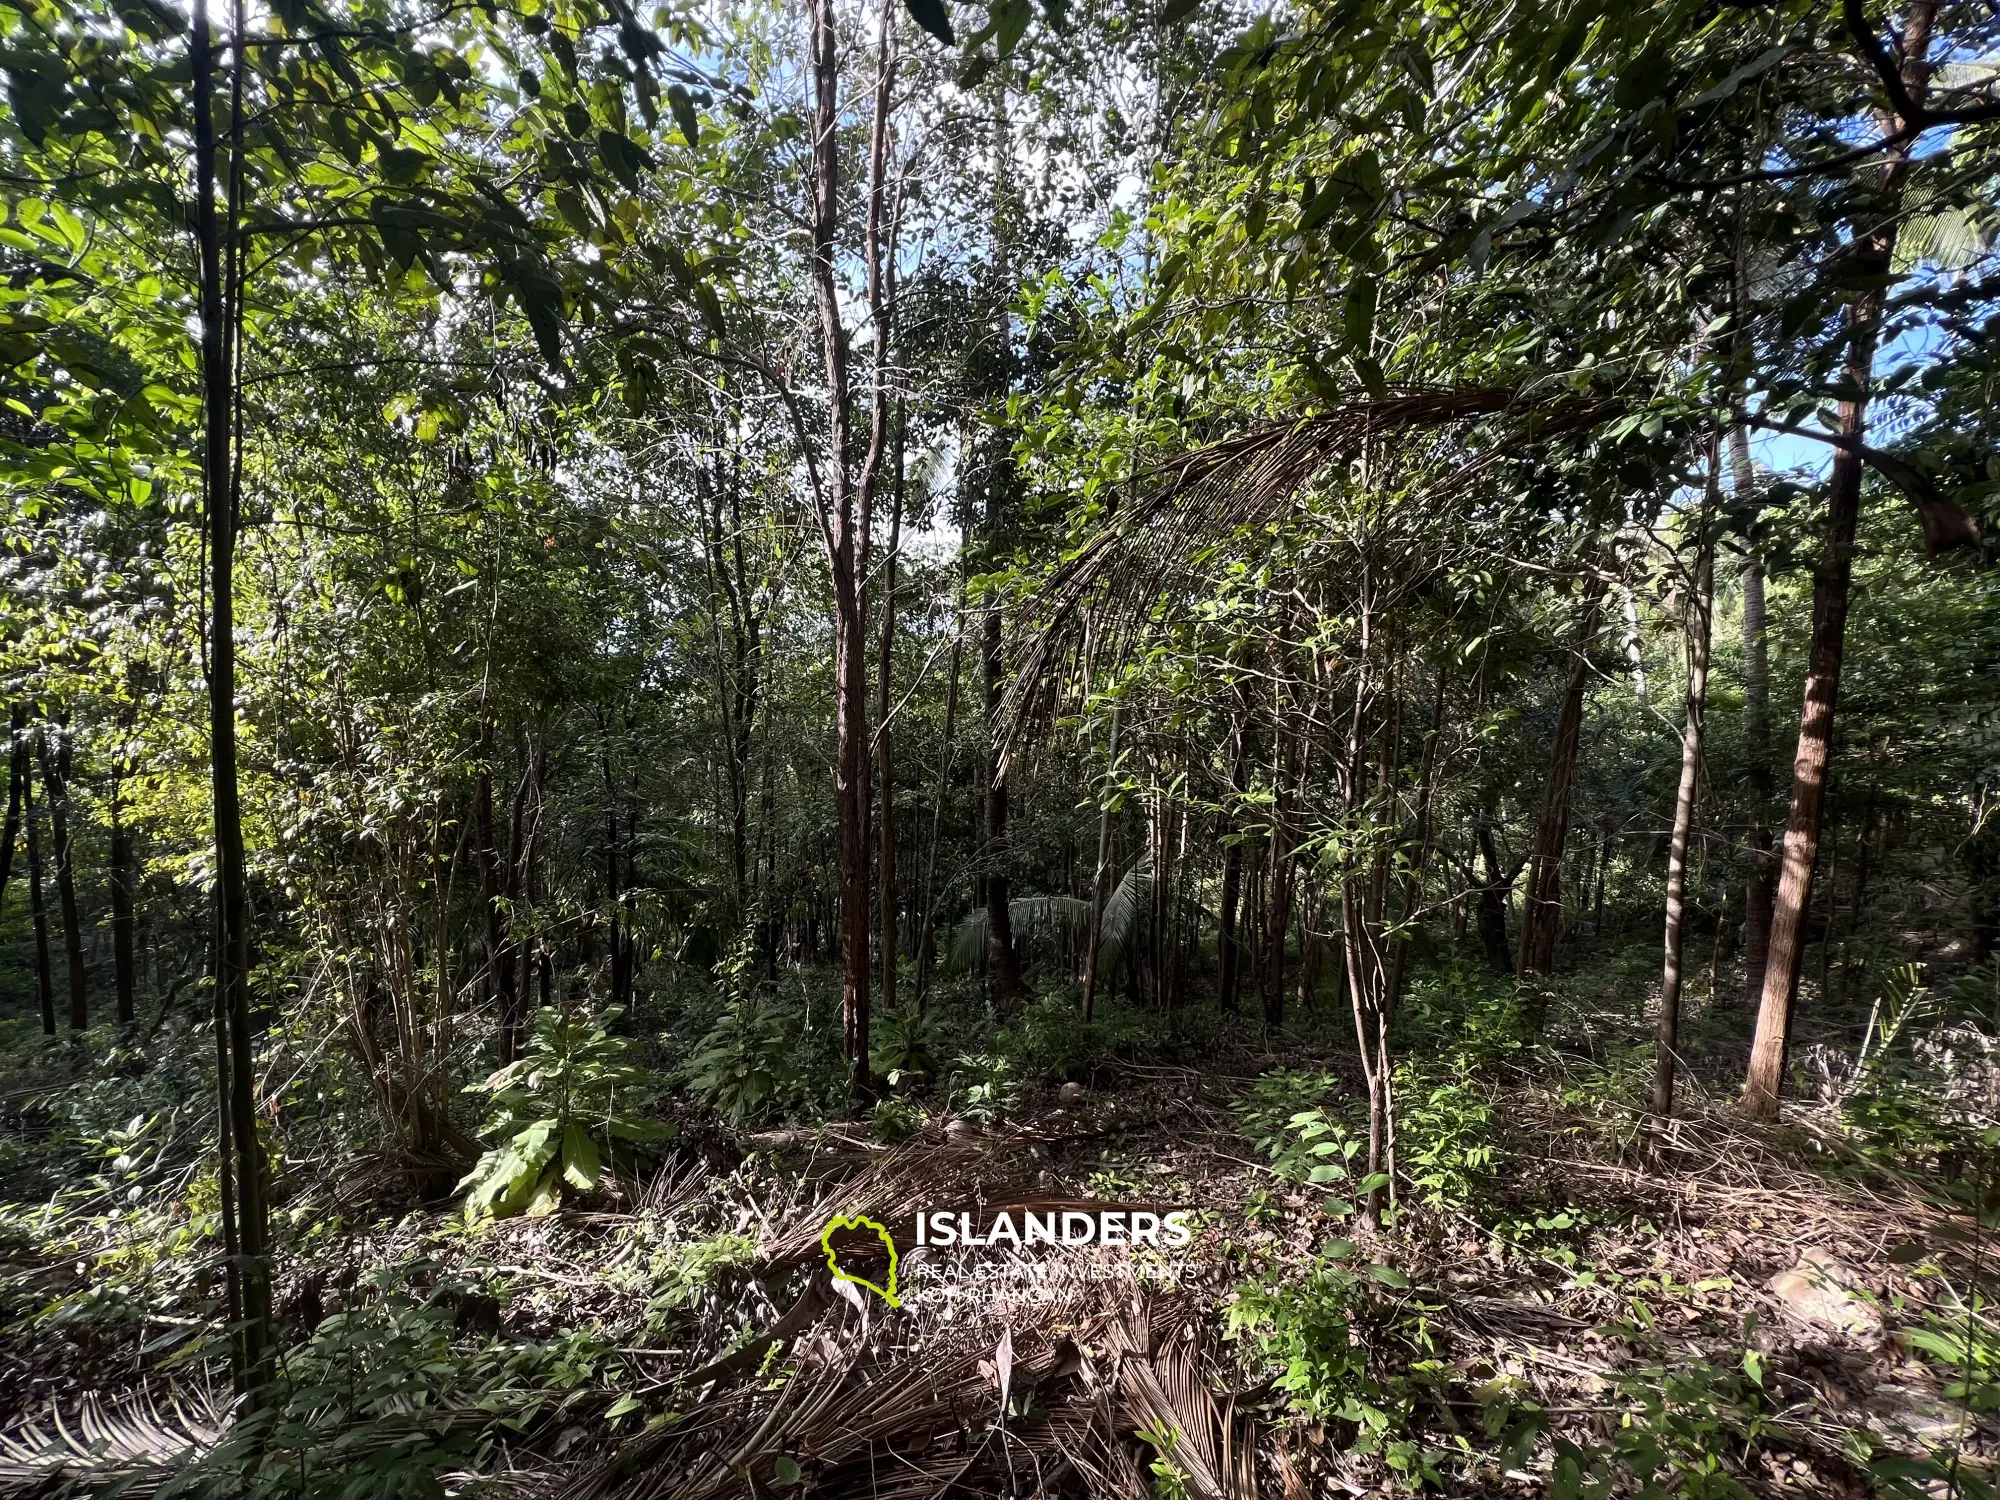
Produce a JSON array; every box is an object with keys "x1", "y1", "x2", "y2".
[
  {"x1": 684, "y1": 997, "x2": 798, "y2": 1123},
  {"x1": 459, "y1": 1007, "x2": 671, "y2": 1222}
]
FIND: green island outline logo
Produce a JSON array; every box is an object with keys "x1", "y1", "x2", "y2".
[{"x1": 820, "y1": 1212, "x2": 901, "y2": 1306}]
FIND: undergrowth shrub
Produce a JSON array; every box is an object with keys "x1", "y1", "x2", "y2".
[
  {"x1": 1392, "y1": 1060, "x2": 1499, "y2": 1210},
  {"x1": 869, "y1": 1003, "x2": 941, "y2": 1085},
  {"x1": 165, "y1": 1274, "x2": 622, "y2": 1500},
  {"x1": 460, "y1": 1007, "x2": 671, "y2": 1221},
  {"x1": 944, "y1": 1052, "x2": 1022, "y2": 1123},
  {"x1": 684, "y1": 996, "x2": 797, "y2": 1123},
  {"x1": 997, "y1": 991, "x2": 1147, "y2": 1081},
  {"x1": 1225, "y1": 1240, "x2": 1438, "y2": 1484}
]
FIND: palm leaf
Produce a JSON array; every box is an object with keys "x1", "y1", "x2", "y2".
[
  {"x1": 1093, "y1": 856, "x2": 1153, "y2": 982},
  {"x1": 940, "y1": 892, "x2": 1121, "y2": 977}
]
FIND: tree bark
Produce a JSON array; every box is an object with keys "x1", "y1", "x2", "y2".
[
  {"x1": 1653, "y1": 458, "x2": 1716, "y2": 1117},
  {"x1": 981, "y1": 596, "x2": 1022, "y2": 1005},
  {"x1": 38, "y1": 727, "x2": 88, "y2": 1030},
  {"x1": 803, "y1": 0, "x2": 900, "y2": 1098},
  {"x1": 0, "y1": 707, "x2": 23, "y2": 918},
  {"x1": 192, "y1": 0, "x2": 272, "y2": 1390},
  {"x1": 1081, "y1": 705, "x2": 1121, "y2": 1020},
  {"x1": 913, "y1": 566, "x2": 966, "y2": 1011},
  {"x1": 876, "y1": 422, "x2": 904, "y2": 1020},
  {"x1": 24, "y1": 761, "x2": 55, "y2": 1037},
  {"x1": 109, "y1": 772, "x2": 137, "y2": 1026},
  {"x1": 1217, "y1": 683, "x2": 1249, "y2": 1013},
  {"x1": 1517, "y1": 577, "x2": 1608, "y2": 979},
  {"x1": 1732, "y1": 421, "x2": 1776, "y2": 1010},
  {"x1": 1474, "y1": 810, "x2": 1517, "y2": 972},
  {"x1": 1745, "y1": 2, "x2": 1934, "y2": 1119}
]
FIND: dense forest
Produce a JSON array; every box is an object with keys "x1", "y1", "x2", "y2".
[{"x1": 2, "y1": 0, "x2": 1999, "y2": 1491}]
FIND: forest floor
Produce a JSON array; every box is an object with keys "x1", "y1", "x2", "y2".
[{"x1": 0, "y1": 952, "x2": 1995, "y2": 1498}]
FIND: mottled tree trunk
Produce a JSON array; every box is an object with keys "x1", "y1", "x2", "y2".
[
  {"x1": 1732, "y1": 421, "x2": 1776, "y2": 1010},
  {"x1": 1746, "y1": 2, "x2": 1934, "y2": 1119},
  {"x1": 0, "y1": 707, "x2": 23, "y2": 918},
  {"x1": 1654, "y1": 461, "x2": 1716, "y2": 1117}
]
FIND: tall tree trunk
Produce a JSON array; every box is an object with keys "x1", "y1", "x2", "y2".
[
  {"x1": 1260, "y1": 768, "x2": 1294, "y2": 1027},
  {"x1": 109, "y1": 772, "x2": 137, "y2": 1026},
  {"x1": 1081, "y1": 704, "x2": 1121, "y2": 1020},
  {"x1": 803, "y1": 0, "x2": 900, "y2": 1099},
  {"x1": 1653, "y1": 458, "x2": 1716, "y2": 1117},
  {"x1": 913, "y1": 566, "x2": 966, "y2": 1011},
  {"x1": 1474, "y1": 810, "x2": 1515, "y2": 972},
  {"x1": 1340, "y1": 596, "x2": 1394, "y2": 1229},
  {"x1": 192, "y1": 0, "x2": 271, "y2": 1391},
  {"x1": 1385, "y1": 667, "x2": 1447, "y2": 1014},
  {"x1": 1745, "y1": 3, "x2": 1934, "y2": 1119},
  {"x1": 981, "y1": 598, "x2": 1022, "y2": 1005},
  {"x1": 876, "y1": 422, "x2": 904, "y2": 1020},
  {"x1": 1732, "y1": 421, "x2": 1776, "y2": 1010},
  {"x1": 0, "y1": 707, "x2": 23, "y2": 916},
  {"x1": 474, "y1": 757, "x2": 504, "y2": 1018},
  {"x1": 1517, "y1": 578, "x2": 1608, "y2": 979},
  {"x1": 24, "y1": 763, "x2": 55, "y2": 1037},
  {"x1": 38, "y1": 727, "x2": 88, "y2": 1030},
  {"x1": 1217, "y1": 683, "x2": 1249, "y2": 1013},
  {"x1": 601, "y1": 734, "x2": 630, "y2": 1009}
]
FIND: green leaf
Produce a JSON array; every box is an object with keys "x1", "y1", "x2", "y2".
[
  {"x1": 606, "y1": 1394, "x2": 642, "y2": 1420},
  {"x1": 1322, "y1": 1237, "x2": 1356, "y2": 1259},
  {"x1": 994, "y1": 0, "x2": 1031, "y2": 55},
  {"x1": 525, "y1": 1167, "x2": 562, "y2": 1217},
  {"x1": 903, "y1": 0, "x2": 954, "y2": 46},
  {"x1": 1366, "y1": 1264, "x2": 1410, "y2": 1288},
  {"x1": 561, "y1": 1123, "x2": 602, "y2": 1191},
  {"x1": 1355, "y1": 1172, "x2": 1391, "y2": 1194},
  {"x1": 1161, "y1": 0, "x2": 1199, "y2": 23},
  {"x1": 773, "y1": 1456, "x2": 803, "y2": 1485},
  {"x1": 1344, "y1": 276, "x2": 1376, "y2": 353},
  {"x1": 667, "y1": 84, "x2": 699, "y2": 147}
]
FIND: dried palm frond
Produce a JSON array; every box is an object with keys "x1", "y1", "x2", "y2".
[
  {"x1": 0, "y1": 1382, "x2": 226, "y2": 1498},
  {"x1": 566, "y1": 1287, "x2": 1263, "y2": 1500}
]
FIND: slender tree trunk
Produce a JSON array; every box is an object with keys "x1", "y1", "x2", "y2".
[
  {"x1": 38, "y1": 728, "x2": 88, "y2": 1030},
  {"x1": 1081, "y1": 704, "x2": 1121, "y2": 1020},
  {"x1": 1518, "y1": 578, "x2": 1608, "y2": 979},
  {"x1": 192, "y1": 0, "x2": 271, "y2": 1390},
  {"x1": 1732, "y1": 421, "x2": 1776, "y2": 1010},
  {"x1": 1653, "y1": 459, "x2": 1716, "y2": 1117},
  {"x1": 982, "y1": 598, "x2": 1022, "y2": 1005},
  {"x1": 1475, "y1": 811, "x2": 1516, "y2": 972},
  {"x1": 804, "y1": 0, "x2": 892, "y2": 1098},
  {"x1": 1341, "y1": 657, "x2": 1391, "y2": 1228},
  {"x1": 876, "y1": 423, "x2": 904, "y2": 1020},
  {"x1": 1746, "y1": 3, "x2": 1934, "y2": 1119},
  {"x1": 25, "y1": 765, "x2": 54, "y2": 1037},
  {"x1": 0, "y1": 707, "x2": 23, "y2": 916},
  {"x1": 109, "y1": 773, "x2": 137, "y2": 1026},
  {"x1": 914, "y1": 569, "x2": 966, "y2": 1011},
  {"x1": 1217, "y1": 684, "x2": 1249, "y2": 1013},
  {"x1": 1261, "y1": 777, "x2": 1293, "y2": 1026}
]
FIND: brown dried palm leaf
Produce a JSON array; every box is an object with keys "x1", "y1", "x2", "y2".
[
  {"x1": 0, "y1": 1382, "x2": 226, "y2": 1498},
  {"x1": 568, "y1": 1283, "x2": 1263, "y2": 1500}
]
